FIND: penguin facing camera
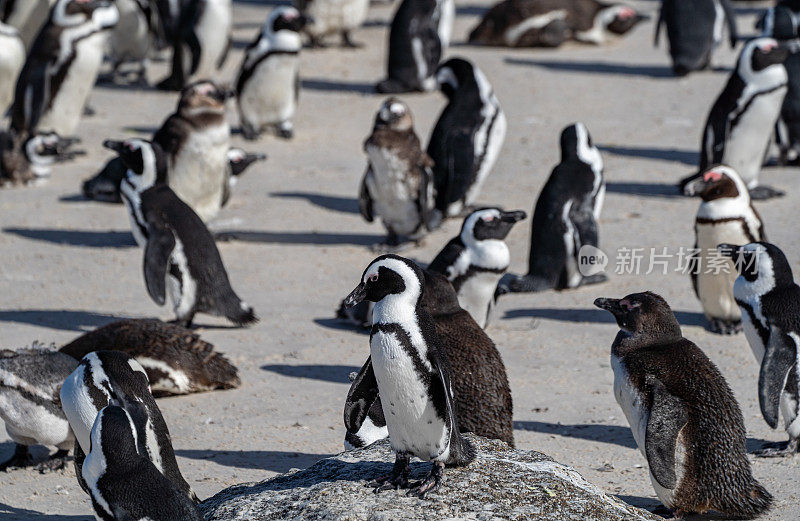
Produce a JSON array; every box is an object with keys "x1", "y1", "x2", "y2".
[
  {"x1": 359, "y1": 97, "x2": 440, "y2": 251},
  {"x1": 684, "y1": 165, "x2": 766, "y2": 334},
  {"x1": 507, "y1": 122, "x2": 605, "y2": 293},
  {"x1": 720, "y1": 242, "x2": 800, "y2": 457},
  {"x1": 1, "y1": 131, "x2": 83, "y2": 187},
  {"x1": 294, "y1": 0, "x2": 369, "y2": 47},
  {"x1": 595, "y1": 292, "x2": 772, "y2": 519}
]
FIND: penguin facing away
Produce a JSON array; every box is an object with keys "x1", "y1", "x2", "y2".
[
  {"x1": 10, "y1": 0, "x2": 120, "y2": 137},
  {"x1": 428, "y1": 58, "x2": 507, "y2": 218},
  {"x1": 237, "y1": 6, "x2": 309, "y2": 140},
  {"x1": 595, "y1": 292, "x2": 772, "y2": 519},
  {"x1": 108, "y1": 138, "x2": 257, "y2": 328},
  {"x1": 683, "y1": 165, "x2": 766, "y2": 335},
  {"x1": 295, "y1": 0, "x2": 369, "y2": 47},
  {"x1": 428, "y1": 207, "x2": 527, "y2": 328},
  {"x1": 359, "y1": 97, "x2": 440, "y2": 251},
  {"x1": 59, "y1": 350, "x2": 197, "y2": 501},
  {"x1": 0, "y1": 22, "x2": 24, "y2": 113},
  {"x1": 343, "y1": 255, "x2": 476, "y2": 498},
  {"x1": 0, "y1": 345, "x2": 78, "y2": 472},
  {"x1": 720, "y1": 242, "x2": 800, "y2": 457},
  {"x1": 680, "y1": 38, "x2": 789, "y2": 200},
  {"x1": 82, "y1": 404, "x2": 203, "y2": 521},
  {"x1": 654, "y1": 0, "x2": 737, "y2": 76},
  {"x1": 508, "y1": 122, "x2": 606, "y2": 293}
]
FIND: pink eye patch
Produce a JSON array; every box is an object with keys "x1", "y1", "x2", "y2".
[
  {"x1": 620, "y1": 299, "x2": 640, "y2": 311},
  {"x1": 619, "y1": 7, "x2": 635, "y2": 19},
  {"x1": 703, "y1": 171, "x2": 723, "y2": 182}
]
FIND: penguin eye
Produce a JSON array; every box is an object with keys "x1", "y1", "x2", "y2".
[{"x1": 368, "y1": 274, "x2": 379, "y2": 283}]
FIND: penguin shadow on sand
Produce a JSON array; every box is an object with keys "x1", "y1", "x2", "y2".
[
  {"x1": 513, "y1": 421, "x2": 638, "y2": 449},
  {"x1": 0, "y1": 310, "x2": 120, "y2": 332},
  {"x1": 271, "y1": 191, "x2": 360, "y2": 214},
  {"x1": 212, "y1": 229, "x2": 383, "y2": 246},
  {"x1": 2, "y1": 228, "x2": 136, "y2": 248},
  {"x1": 503, "y1": 307, "x2": 707, "y2": 328},
  {"x1": 504, "y1": 57, "x2": 677, "y2": 79},
  {"x1": 598, "y1": 144, "x2": 699, "y2": 198},
  {"x1": 261, "y1": 364, "x2": 360, "y2": 384},
  {"x1": 0, "y1": 502, "x2": 91, "y2": 521},
  {"x1": 300, "y1": 78, "x2": 376, "y2": 94},
  {"x1": 174, "y1": 449, "x2": 332, "y2": 474}
]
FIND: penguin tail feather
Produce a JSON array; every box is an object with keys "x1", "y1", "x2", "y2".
[
  {"x1": 721, "y1": 480, "x2": 772, "y2": 520},
  {"x1": 228, "y1": 303, "x2": 259, "y2": 328},
  {"x1": 448, "y1": 433, "x2": 477, "y2": 467}
]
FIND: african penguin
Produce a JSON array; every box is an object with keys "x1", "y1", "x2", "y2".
[
  {"x1": 82, "y1": 404, "x2": 203, "y2": 521},
  {"x1": 0, "y1": 344, "x2": 78, "y2": 472},
  {"x1": 107, "y1": 138, "x2": 258, "y2": 328},
  {"x1": 236, "y1": 6, "x2": 309, "y2": 141},
  {"x1": 595, "y1": 292, "x2": 773, "y2": 519},
  {"x1": 295, "y1": 0, "x2": 369, "y2": 47},
  {"x1": 679, "y1": 38, "x2": 789, "y2": 200},
  {"x1": 508, "y1": 122, "x2": 606, "y2": 293},
  {"x1": 375, "y1": 0, "x2": 454, "y2": 94},
  {"x1": 106, "y1": 0, "x2": 152, "y2": 85},
  {"x1": 468, "y1": 0, "x2": 647, "y2": 48},
  {"x1": 1, "y1": 0, "x2": 57, "y2": 49},
  {"x1": 156, "y1": 0, "x2": 232, "y2": 91},
  {"x1": 683, "y1": 165, "x2": 765, "y2": 335},
  {"x1": 10, "y1": 0, "x2": 119, "y2": 137},
  {"x1": 359, "y1": 97, "x2": 440, "y2": 251},
  {"x1": 343, "y1": 254, "x2": 476, "y2": 497},
  {"x1": 0, "y1": 22, "x2": 24, "y2": 113},
  {"x1": 60, "y1": 318, "x2": 241, "y2": 397},
  {"x1": 428, "y1": 207, "x2": 526, "y2": 328},
  {"x1": 428, "y1": 58, "x2": 507, "y2": 218},
  {"x1": 59, "y1": 350, "x2": 197, "y2": 500},
  {"x1": 720, "y1": 242, "x2": 800, "y2": 457},
  {"x1": 655, "y1": 0, "x2": 737, "y2": 76},
  {"x1": 221, "y1": 148, "x2": 267, "y2": 207},
  {"x1": 1, "y1": 131, "x2": 82, "y2": 187}
]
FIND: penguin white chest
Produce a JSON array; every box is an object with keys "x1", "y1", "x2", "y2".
[
  {"x1": 60, "y1": 368, "x2": 101, "y2": 453},
  {"x1": 191, "y1": 0, "x2": 232, "y2": 80},
  {"x1": 695, "y1": 221, "x2": 747, "y2": 321},
  {"x1": 736, "y1": 296, "x2": 767, "y2": 363},
  {"x1": 304, "y1": 0, "x2": 369, "y2": 36},
  {"x1": 456, "y1": 271, "x2": 500, "y2": 328},
  {"x1": 0, "y1": 389, "x2": 72, "y2": 448},
  {"x1": 0, "y1": 31, "x2": 25, "y2": 112},
  {"x1": 365, "y1": 145, "x2": 423, "y2": 236},
  {"x1": 369, "y1": 329, "x2": 450, "y2": 461},
  {"x1": 239, "y1": 54, "x2": 298, "y2": 126}
]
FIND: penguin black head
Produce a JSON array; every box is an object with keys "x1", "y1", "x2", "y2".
[
  {"x1": 179, "y1": 81, "x2": 235, "y2": 112},
  {"x1": 436, "y1": 58, "x2": 477, "y2": 98},
  {"x1": 227, "y1": 148, "x2": 267, "y2": 177},
  {"x1": 82, "y1": 351, "x2": 151, "y2": 395},
  {"x1": 602, "y1": 5, "x2": 647, "y2": 35},
  {"x1": 683, "y1": 165, "x2": 748, "y2": 202},
  {"x1": 461, "y1": 207, "x2": 526, "y2": 243},
  {"x1": 739, "y1": 38, "x2": 788, "y2": 86},
  {"x1": 89, "y1": 405, "x2": 141, "y2": 464},
  {"x1": 718, "y1": 242, "x2": 794, "y2": 287},
  {"x1": 104, "y1": 138, "x2": 168, "y2": 192},
  {"x1": 343, "y1": 255, "x2": 424, "y2": 308},
  {"x1": 559, "y1": 122, "x2": 602, "y2": 170},
  {"x1": 375, "y1": 98, "x2": 413, "y2": 132},
  {"x1": 267, "y1": 6, "x2": 310, "y2": 34},
  {"x1": 594, "y1": 292, "x2": 682, "y2": 341}
]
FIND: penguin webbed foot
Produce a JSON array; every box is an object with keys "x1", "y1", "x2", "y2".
[
  {"x1": 276, "y1": 123, "x2": 294, "y2": 140},
  {"x1": 0, "y1": 444, "x2": 31, "y2": 471},
  {"x1": 748, "y1": 185, "x2": 786, "y2": 200},
  {"x1": 341, "y1": 31, "x2": 363, "y2": 48},
  {"x1": 35, "y1": 449, "x2": 70, "y2": 473},
  {"x1": 241, "y1": 124, "x2": 261, "y2": 141},
  {"x1": 406, "y1": 461, "x2": 444, "y2": 499},
  {"x1": 370, "y1": 453, "x2": 411, "y2": 493},
  {"x1": 706, "y1": 318, "x2": 741, "y2": 335},
  {"x1": 754, "y1": 438, "x2": 798, "y2": 458}
]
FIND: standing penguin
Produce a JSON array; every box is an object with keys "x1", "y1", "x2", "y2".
[
  {"x1": 375, "y1": 0, "x2": 454, "y2": 94},
  {"x1": 0, "y1": 345, "x2": 78, "y2": 472},
  {"x1": 106, "y1": 0, "x2": 152, "y2": 85},
  {"x1": 428, "y1": 207, "x2": 526, "y2": 328},
  {"x1": 683, "y1": 165, "x2": 765, "y2": 334},
  {"x1": 10, "y1": 0, "x2": 119, "y2": 137},
  {"x1": 107, "y1": 138, "x2": 258, "y2": 328},
  {"x1": 236, "y1": 7, "x2": 309, "y2": 140},
  {"x1": 359, "y1": 97, "x2": 440, "y2": 250},
  {"x1": 82, "y1": 405, "x2": 203, "y2": 521},
  {"x1": 594, "y1": 292, "x2": 773, "y2": 519},
  {"x1": 720, "y1": 242, "x2": 800, "y2": 457},
  {"x1": 679, "y1": 38, "x2": 789, "y2": 200},
  {"x1": 655, "y1": 0, "x2": 737, "y2": 76},
  {"x1": 0, "y1": 22, "x2": 24, "y2": 113},
  {"x1": 295, "y1": 0, "x2": 369, "y2": 47},
  {"x1": 156, "y1": 0, "x2": 232, "y2": 91},
  {"x1": 427, "y1": 58, "x2": 507, "y2": 218},
  {"x1": 1, "y1": 0, "x2": 57, "y2": 49},
  {"x1": 60, "y1": 350, "x2": 196, "y2": 500},
  {"x1": 342, "y1": 255, "x2": 476, "y2": 497},
  {"x1": 508, "y1": 122, "x2": 606, "y2": 293}
]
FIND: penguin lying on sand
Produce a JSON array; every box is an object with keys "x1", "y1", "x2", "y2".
[
  {"x1": 595, "y1": 292, "x2": 772, "y2": 519},
  {"x1": 0, "y1": 345, "x2": 78, "y2": 472},
  {"x1": 1, "y1": 131, "x2": 82, "y2": 187},
  {"x1": 343, "y1": 255, "x2": 476, "y2": 497},
  {"x1": 721, "y1": 242, "x2": 800, "y2": 457}
]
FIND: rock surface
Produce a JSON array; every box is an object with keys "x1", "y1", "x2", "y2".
[{"x1": 201, "y1": 436, "x2": 660, "y2": 521}]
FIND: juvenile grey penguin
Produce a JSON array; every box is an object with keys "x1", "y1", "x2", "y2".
[
  {"x1": 1, "y1": 131, "x2": 82, "y2": 187},
  {"x1": 60, "y1": 318, "x2": 241, "y2": 397},
  {"x1": 428, "y1": 58, "x2": 507, "y2": 218},
  {"x1": 343, "y1": 255, "x2": 476, "y2": 497},
  {"x1": 10, "y1": 0, "x2": 119, "y2": 137},
  {"x1": 679, "y1": 38, "x2": 789, "y2": 200},
  {"x1": 428, "y1": 207, "x2": 526, "y2": 328},
  {"x1": 236, "y1": 6, "x2": 309, "y2": 140},
  {"x1": 359, "y1": 98, "x2": 440, "y2": 251},
  {"x1": 683, "y1": 165, "x2": 765, "y2": 335},
  {"x1": 60, "y1": 350, "x2": 196, "y2": 500},
  {"x1": 595, "y1": 292, "x2": 772, "y2": 519},
  {"x1": 107, "y1": 138, "x2": 258, "y2": 328},
  {"x1": 0, "y1": 344, "x2": 78, "y2": 472},
  {"x1": 0, "y1": 22, "x2": 24, "y2": 113},
  {"x1": 295, "y1": 0, "x2": 369, "y2": 47},
  {"x1": 82, "y1": 404, "x2": 203, "y2": 521},
  {"x1": 508, "y1": 122, "x2": 606, "y2": 293},
  {"x1": 721, "y1": 242, "x2": 800, "y2": 457},
  {"x1": 654, "y1": 0, "x2": 737, "y2": 76}
]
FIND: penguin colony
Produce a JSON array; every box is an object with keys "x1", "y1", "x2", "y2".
[{"x1": 0, "y1": 0, "x2": 799, "y2": 520}]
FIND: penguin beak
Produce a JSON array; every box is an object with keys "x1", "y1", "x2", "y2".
[
  {"x1": 682, "y1": 175, "x2": 708, "y2": 197},
  {"x1": 716, "y1": 243, "x2": 740, "y2": 260},
  {"x1": 103, "y1": 139, "x2": 125, "y2": 154},
  {"x1": 343, "y1": 282, "x2": 368, "y2": 308},
  {"x1": 500, "y1": 210, "x2": 527, "y2": 223},
  {"x1": 593, "y1": 297, "x2": 623, "y2": 316}
]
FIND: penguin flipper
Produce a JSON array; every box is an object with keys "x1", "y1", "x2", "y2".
[
  {"x1": 427, "y1": 237, "x2": 465, "y2": 277},
  {"x1": 143, "y1": 222, "x2": 176, "y2": 306},
  {"x1": 344, "y1": 357, "x2": 380, "y2": 435},
  {"x1": 758, "y1": 325, "x2": 797, "y2": 429},
  {"x1": 428, "y1": 344, "x2": 476, "y2": 466},
  {"x1": 644, "y1": 376, "x2": 687, "y2": 490},
  {"x1": 358, "y1": 167, "x2": 374, "y2": 222}
]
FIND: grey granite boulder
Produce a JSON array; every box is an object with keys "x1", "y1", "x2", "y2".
[{"x1": 201, "y1": 435, "x2": 659, "y2": 521}]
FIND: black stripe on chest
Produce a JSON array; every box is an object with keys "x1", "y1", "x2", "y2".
[
  {"x1": 695, "y1": 216, "x2": 758, "y2": 243},
  {"x1": 371, "y1": 323, "x2": 432, "y2": 384},
  {"x1": 736, "y1": 299, "x2": 770, "y2": 347},
  {"x1": 451, "y1": 264, "x2": 505, "y2": 291}
]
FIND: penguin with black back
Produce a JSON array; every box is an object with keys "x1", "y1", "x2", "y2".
[{"x1": 595, "y1": 292, "x2": 772, "y2": 519}]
